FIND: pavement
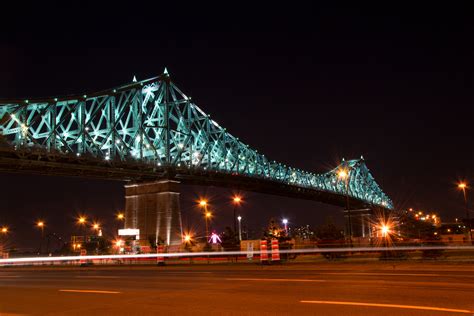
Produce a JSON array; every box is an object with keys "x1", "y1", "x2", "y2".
[{"x1": 0, "y1": 262, "x2": 473, "y2": 315}]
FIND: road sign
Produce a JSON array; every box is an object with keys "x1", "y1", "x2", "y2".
[{"x1": 247, "y1": 243, "x2": 253, "y2": 260}]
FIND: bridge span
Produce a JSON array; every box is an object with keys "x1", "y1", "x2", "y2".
[{"x1": 0, "y1": 69, "x2": 393, "y2": 246}]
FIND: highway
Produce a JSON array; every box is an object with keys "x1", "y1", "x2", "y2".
[{"x1": 0, "y1": 263, "x2": 473, "y2": 315}]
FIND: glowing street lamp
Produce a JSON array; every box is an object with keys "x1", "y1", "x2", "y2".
[
  {"x1": 338, "y1": 166, "x2": 353, "y2": 247},
  {"x1": 198, "y1": 199, "x2": 211, "y2": 241},
  {"x1": 36, "y1": 221, "x2": 45, "y2": 236},
  {"x1": 115, "y1": 212, "x2": 125, "y2": 236},
  {"x1": 337, "y1": 169, "x2": 348, "y2": 180},
  {"x1": 114, "y1": 239, "x2": 124, "y2": 253},
  {"x1": 92, "y1": 223, "x2": 101, "y2": 235},
  {"x1": 378, "y1": 222, "x2": 392, "y2": 255},
  {"x1": 282, "y1": 218, "x2": 288, "y2": 233},
  {"x1": 36, "y1": 221, "x2": 45, "y2": 254},
  {"x1": 232, "y1": 195, "x2": 243, "y2": 239},
  {"x1": 184, "y1": 234, "x2": 192, "y2": 243},
  {"x1": 457, "y1": 182, "x2": 472, "y2": 244},
  {"x1": 237, "y1": 216, "x2": 242, "y2": 241},
  {"x1": 1, "y1": 227, "x2": 8, "y2": 234},
  {"x1": 77, "y1": 216, "x2": 87, "y2": 242}
]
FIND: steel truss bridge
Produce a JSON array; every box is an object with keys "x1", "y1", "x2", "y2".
[{"x1": 0, "y1": 69, "x2": 393, "y2": 210}]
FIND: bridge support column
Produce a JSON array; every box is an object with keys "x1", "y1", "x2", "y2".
[
  {"x1": 344, "y1": 208, "x2": 372, "y2": 241},
  {"x1": 124, "y1": 180, "x2": 183, "y2": 249}
]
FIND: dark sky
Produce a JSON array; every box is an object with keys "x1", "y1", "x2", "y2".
[{"x1": 1, "y1": 3, "x2": 473, "y2": 249}]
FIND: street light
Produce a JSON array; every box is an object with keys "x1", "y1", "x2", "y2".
[
  {"x1": 338, "y1": 167, "x2": 352, "y2": 247},
  {"x1": 115, "y1": 212, "x2": 125, "y2": 237},
  {"x1": 232, "y1": 196, "x2": 243, "y2": 239},
  {"x1": 36, "y1": 221, "x2": 45, "y2": 254},
  {"x1": 198, "y1": 199, "x2": 210, "y2": 241},
  {"x1": 282, "y1": 218, "x2": 288, "y2": 234},
  {"x1": 91, "y1": 222, "x2": 101, "y2": 254},
  {"x1": 77, "y1": 216, "x2": 87, "y2": 243},
  {"x1": 205, "y1": 211, "x2": 212, "y2": 240},
  {"x1": 1, "y1": 227, "x2": 7, "y2": 234},
  {"x1": 457, "y1": 182, "x2": 472, "y2": 244},
  {"x1": 92, "y1": 223, "x2": 100, "y2": 234},
  {"x1": 184, "y1": 234, "x2": 192, "y2": 243},
  {"x1": 237, "y1": 216, "x2": 242, "y2": 241},
  {"x1": 36, "y1": 221, "x2": 45, "y2": 236}
]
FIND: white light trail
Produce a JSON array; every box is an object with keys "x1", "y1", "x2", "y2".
[{"x1": 0, "y1": 246, "x2": 472, "y2": 265}]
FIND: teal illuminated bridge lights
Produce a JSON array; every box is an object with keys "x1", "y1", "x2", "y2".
[{"x1": 0, "y1": 69, "x2": 393, "y2": 209}]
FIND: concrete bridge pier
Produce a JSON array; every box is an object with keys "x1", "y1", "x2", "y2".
[
  {"x1": 344, "y1": 208, "x2": 372, "y2": 243},
  {"x1": 124, "y1": 180, "x2": 183, "y2": 249}
]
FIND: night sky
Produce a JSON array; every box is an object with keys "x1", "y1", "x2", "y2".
[{"x1": 1, "y1": 4, "x2": 473, "y2": 250}]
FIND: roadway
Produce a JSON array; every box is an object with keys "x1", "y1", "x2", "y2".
[{"x1": 0, "y1": 262, "x2": 473, "y2": 315}]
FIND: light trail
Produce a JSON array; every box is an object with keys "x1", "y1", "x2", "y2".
[
  {"x1": 323, "y1": 272, "x2": 442, "y2": 277},
  {"x1": 227, "y1": 278, "x2": 325, "y2": 282},
  {"x1": 300, "y1": 300, "x2": 473, "y2": 314},
  {"x1": 0, "y1": 245, "x2": 473, "y2": 265},
  {"x1": 59, "y1": 289, "x2": 121, "y2": 294}
]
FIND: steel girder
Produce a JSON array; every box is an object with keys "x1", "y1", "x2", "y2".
[{"x1": 0, "y1": 70, "x2": 393, "y2": 209}]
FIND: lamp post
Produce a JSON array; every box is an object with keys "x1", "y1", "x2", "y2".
[
  {"x1": 92, "y1": 223, "x2": 100, "y2": 235},
  {"x1": 232, "y1": 196, "x2": 242, "y2": 239},
  {"x1": 380, "y1": 223, "x2": 391, "y2": 257},
  {"x1": 205, "y1": 211, "x2": 212, "y2": 242},
  {"x1": 237, "y1": 216, "x2": 242, "y2": 241},
  {"x1": 92, "y1": 223, "x2": 101, "y2": 254},
  {"x1": 77, "y1": 216, "x2": 87, "y2": 244},
  {"x1": 36, "y1": 221, "x2": 45, "y2": 254},
  {"x1": 1, "y1": 227, "x2": 8, "y2": 253},
  {"x1": 282, "y1": 218, "x2": 288, "y2": 234},
  {"x1": 116, "y1": 212, "x2": 125, "y2": 237},
  {"x1": 338, "y1": 168, "x2": 353, "y2": 247},
  {"x1": 458, "y1": 182, "x2": 472, "y2": 244},
  {"x1": 199, "y1": 200, "x2": 210, "y2": 242}
]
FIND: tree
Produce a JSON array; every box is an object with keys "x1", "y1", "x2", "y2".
[
  {"x1": 264, "y1": 217, "x2": 285, "y2": 239},
  {"x1": 221, "y1": 226, "x2": 239, "y2": 251},
  {"x1": 314, "y1": 218, "x2": 345, "y2": 241},
  {"x1": 314, "y1": 217, "x2": 346, "y2": 260}
]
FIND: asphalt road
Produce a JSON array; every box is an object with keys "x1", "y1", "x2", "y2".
[{"x1": 0, "y1": 263, "x2": 473, "y2": 315}]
